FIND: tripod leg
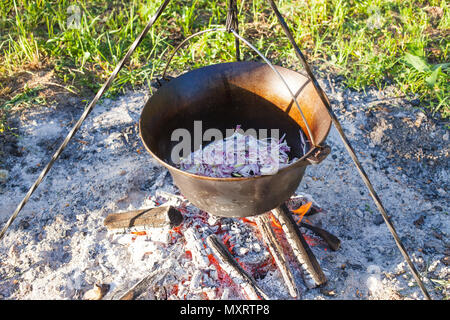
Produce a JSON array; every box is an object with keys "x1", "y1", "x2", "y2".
[
  {"x1": 265, "y1": 0, "x2": 431, "y2": 300},
  {"x1": 0, "y1": 0, "x2": 173, "y2": 242}
]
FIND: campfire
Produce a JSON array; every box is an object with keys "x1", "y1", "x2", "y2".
[
  {"x1": 2, "y1": 0, "x2": 431, "y2": 301},
  {"x1": 104, "y1": 191, "x2": 341, "y2": 300}
]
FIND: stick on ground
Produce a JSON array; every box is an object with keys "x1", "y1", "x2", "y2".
[
  {"x1": 117, "y1": 269, "x2": 161, "y2": 300},
  {"x1": 206, "y1": 234, "x2": 269, "y2": 300},
  {"x1": 104, "y1": 206, "x2": 183, "y2": 230},
  {"x1": 299, "y1": 222, "x2": 341, "y2": 251}
]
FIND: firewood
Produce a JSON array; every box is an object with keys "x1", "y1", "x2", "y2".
[
  {"x1": 103, "y1": 206, "x2": 183, "y2": 230},
  {"x1": 206, "y1": 235, "x2": 269, "y2": 300},
  {"x1": 299, "y1": 222, "x2": 341, "y2": 251},
  {"x1": 255, "y1": 214, "x2": 298, "y2": 298},
  {"x1": 118, "y1": 269, "x2": 162, "y2": 300},
  {"x1": 272, "y1": 204, "x2": 327, "y2": 288},
  {"x1": 184, "y1": 228, "x2": 211, "y2": 269}
]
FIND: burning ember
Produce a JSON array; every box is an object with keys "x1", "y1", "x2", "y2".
[{"x1": 107, "y1": 191, "x2": 338, "y2": 300}]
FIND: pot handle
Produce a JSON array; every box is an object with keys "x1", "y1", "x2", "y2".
[
  {"x1": 158, "y1": 27, "x2": 318, "y2": 148},
  {"x1": 159, "y1": 28, "x2": 226, "y2": 83},
  {"x1": 305, "y1": 144, "x2": 331, "y2": 165}
]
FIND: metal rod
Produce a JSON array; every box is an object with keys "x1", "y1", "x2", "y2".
[
  {"x1": 0, "y1": 0, "x2": 172, "y2": 242},
  {"x1": 266, "y1": 0, "x2": 431, "y2": 300}
]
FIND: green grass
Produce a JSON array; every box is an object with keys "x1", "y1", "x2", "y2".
[
  {"x1": 431, "y1": 278, "x2": 450, "y2": 299},
  {"x1": 0, "y1": 0, "x2": 449, "y2": 129}
]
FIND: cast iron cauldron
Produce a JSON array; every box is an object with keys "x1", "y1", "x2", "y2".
[{"x1": 139, "y1": 62, "x2": 331, "y2": 217}]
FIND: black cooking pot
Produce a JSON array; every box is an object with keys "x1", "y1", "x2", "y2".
[{"x1": 139, "y1": 62, "x2": 331, "y2": 217}]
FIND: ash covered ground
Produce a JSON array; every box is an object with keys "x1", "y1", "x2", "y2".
[{"x1": 0, "y1": 77, "x2": 448, "y2": 300}]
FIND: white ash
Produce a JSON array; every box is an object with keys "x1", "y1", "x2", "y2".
[
  {"x1": 0, "y1": 83, "x2": 448, "y2": 300},
  {"x1": 101, "y1": 190, "x2": 292, "y2": 300},
  {"x1": 184, "y1": 228, "x2": 210, "y2": 269}
]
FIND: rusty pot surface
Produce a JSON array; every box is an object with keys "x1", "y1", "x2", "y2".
[{"x1": 139, "y1": 62, "x2": 331, "y2": 217}]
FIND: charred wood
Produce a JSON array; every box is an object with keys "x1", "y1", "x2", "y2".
[
  {"x1": 299, "y1": 222, "x2": 341, "y2": 251},
  {"x1": 271, "y1": 204, "x2": 327, "y2": 288},
  {"x1": 206, "y1": 234, "x2": 269, "y2": 300},
  {"x1": 255, "y1": 214, "x2": 299, "y2": 298},
  {"x1": 104, "y1": 206, "x2": 183, "y2": 230}
]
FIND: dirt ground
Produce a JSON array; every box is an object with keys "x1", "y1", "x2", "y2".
[{"x1": 0, "y1": 73, "x2": 448, "y2": 300}]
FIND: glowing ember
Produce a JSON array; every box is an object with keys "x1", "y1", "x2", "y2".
[
  {"x1": 303, "y1": 234, "x2": 320, "y2": 247},
  {"x1": 111, "y1": 191, "x2": 330, "y2": 300},
  {"x1": 207, "y1": 253, "x2": 234, "y2": 288},
  {"x1": 131, "y1": 231, "x2": 147, "y2": 236},
  {"x1": 269, "y1": 214, "x2": 283, "y2": 230},
  {"x1": 292, "y1": 201, "x2": 312, "y2": 224},
  {"x1": 239, "y1": 217, "x2": 257, "y2": 226}
]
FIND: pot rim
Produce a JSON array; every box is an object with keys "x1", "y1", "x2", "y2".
[{"x1": 138, "y1": 62, "x2": 331, "y2": 182}]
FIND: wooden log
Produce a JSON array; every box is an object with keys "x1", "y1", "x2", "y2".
[
  {"x1": 299, "y1": 222, "x2": 341, "y2": 251},
  {"x1": 103, "y1": 206, "x2": 183, "y2": 230},
  {"x1": 255, "y1": 214, "x2": 299, "y2": 298},
  {"x1": 206, "y1": 235, "x2": 269, "y2": 300},
  {"x1": 117, "y1": 269, "x2": 162, "y2": 300},
  {"x1": 272, "y1": 204, "x2": 327, "y2": 288},
  {"x1": 184, "y1": 228, "x2": 211, "y2": 269}
]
